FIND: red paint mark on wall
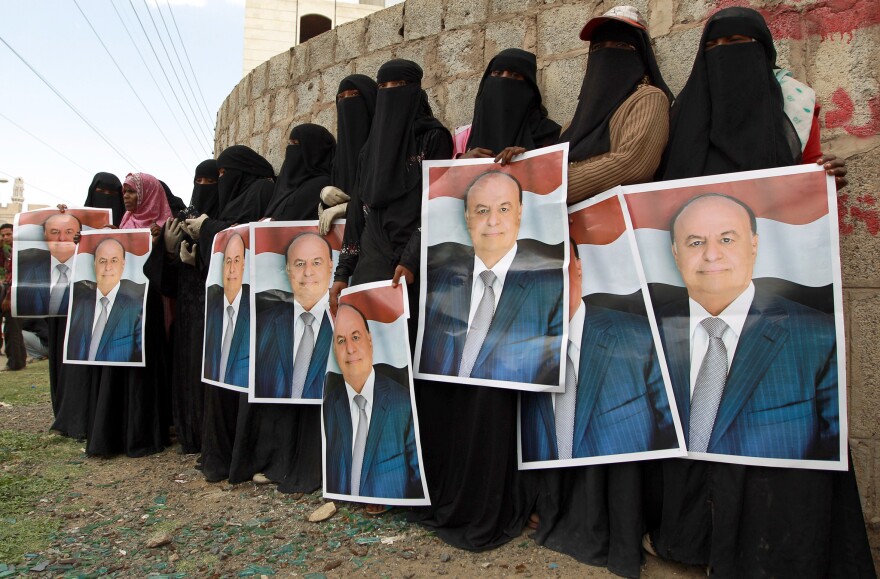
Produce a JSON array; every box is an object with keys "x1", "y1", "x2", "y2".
[
  {"x1": 824, "y1": 89, "x2": 880, "y2": 137},
  {"x1": 838, "y1": 194, "x2": 880, "y2": 236},
  {"x1": 711, "y1": 0, "x2": 880, "y2": 41}
]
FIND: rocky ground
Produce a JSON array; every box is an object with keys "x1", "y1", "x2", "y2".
[{"x1": 0, "y1": 358, "x2": 822, "y2": 577}]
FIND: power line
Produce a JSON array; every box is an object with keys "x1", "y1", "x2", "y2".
[
  {"x1": 0, "y1": 169, "x2": 69, "y2": 204},
  {"x1": 72, "y1": 0, "x2": 194, "y2": 173},
  {"x1": 139, "y1": 0, "x2": 213, "y2": 141},
  {"x1": 109, "y1": 0, "x2": 205, "y2": 158},
  {"x1": 0, "y1": 112, "x2": 92, "y2": 175},
  {"x1": 157, "y1": 0, "x2": 214, "y2": 127},
  {"x1": 123, "y1": 0, "x2": 212, "y2": 150},
  {"x1": 165, "y1": 0, "x2": 214, "y2": 126},
  {"x1": 0, "y1": 34, "x2": 141, "y2": 170}
]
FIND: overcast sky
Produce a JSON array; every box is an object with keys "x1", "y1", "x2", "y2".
[{"x1": 0, "y1": 0, "x2": 399, "y2": 210}]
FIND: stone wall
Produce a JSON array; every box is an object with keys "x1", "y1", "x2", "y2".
[{"x1": 217, "y1": 0, "x2": 880, "y2": 531}]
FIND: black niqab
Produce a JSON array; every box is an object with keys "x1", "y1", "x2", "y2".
[
  {"x1": 191, "y1": 159, "x2": 220, "y2": 218},
  {"x1": 561, "y1": 21, "x2": 672, "y2": 162},
  {"x1": 265, "y1": 124, "x2": 335, "y2": 219},
  {"x1": 331, "y1": 74, "x2": 377, "y2": 194},
  {"x1": 215, "y1": 145, "x2": 275, "y2": 222},
  {"x1": 660, "y1": 7, "x2": 798, "y2": 179},
  {"x1": 84, "y1": 172, "x2": 124, "y2": 226},
  {"x1": 359, "y1": 59, "x2": 447, "y2": 208},
  {"x1": 466, "y1": 49, "x2": 560, "y2": 154}
]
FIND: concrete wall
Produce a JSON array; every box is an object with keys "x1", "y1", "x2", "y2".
[{"x1": 218, "y1": 0, "x2": 880, "y2": 535}]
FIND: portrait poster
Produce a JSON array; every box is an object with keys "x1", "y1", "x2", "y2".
[
  {"x1": 518, "y1": 190, "x2": 687, "y2": 469},
  {"x1": 415, "y1": 143, "x2": 569, "y2": 392},
  {"x1": 248, "y1": 221, "x2": 344, "y2": 404},
  {"x1": 322, "y1": 280, "x2": 430, "y2": 506},
  {"x1": 11, "y1": 207, "x2": 112, "y2": 317},
  {"x1": 62, "y1": 228, "x2": 151, "y2": 367},
  {"x1": 202, "y1": 224, "x2": 252, "y2": 392},
  {"x1": 621, "y1": 164, "x2": 847, "y2": 471}
]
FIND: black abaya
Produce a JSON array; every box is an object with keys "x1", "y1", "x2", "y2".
[
  {"x1": 413, "y1": 382, "x2": 532, "y2": 550},
  {"x1": 48, "y1": 318, "x2": 93, "y2": 440},
  {"x1": 86, "y1": 284, "x2": 168, "y2": 457}
]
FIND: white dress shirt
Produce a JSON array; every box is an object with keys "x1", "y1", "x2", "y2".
[
  {"x1": 49, "y1": 255, "x2": 74, "y2": 294},
  {"x1": 467, "y1": 242, "x2": 518, "y2": 329},
  {"x1": 293, "y1": 292, "x2": 328, "y2": 359},
  {"x1": 93, "y1": 282, "x2": 121, "y2": 333},
  {"x1": 221, "y1": 287, "x2": 243, "y2": 340},
  {"x1": 345, "y1": 369, "x2": 376, "y2": 454},
  {"x1": 688, "y1": 282, "x2": 755, "y2": 397},
  {"x1": 553, "y1": 301, "x2": 584, "y2": 413}
]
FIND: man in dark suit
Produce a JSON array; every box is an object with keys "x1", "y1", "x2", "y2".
[
  {"x1": 15, "y1": 213, "x2": 81, "y2": 317},
  {"x1": 66, "y1": 238, "x2": 144, "y2": 363},
  {"x1": 419, "y1": 170, "x2": 563, "y2": 386},
  {"x1": 254, "y1": 232, "x2": 334, "y2": 399},
  {"x1": 323, "y1": 303, "x2": 423, "y2": 499},
  {"x1": 520, "y1": 242, "x2": 677, "y2": 461},
  {"x1": 203, "y1": 233, "x2": 250, "y2": 387},
  {"x1": 660, "y1": 193, "x2": 838, "y2": 460}
]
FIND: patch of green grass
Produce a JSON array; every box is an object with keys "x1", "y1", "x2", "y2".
[
  {"x1": 0, "y1": 515, "x2": 57, "y2": 562},
  {"x1": 0, "y1": 359, "x2": 51, "y2": 405},
  {"x1": 0, "y1": 429, "x2": 89, "y2": 564}
]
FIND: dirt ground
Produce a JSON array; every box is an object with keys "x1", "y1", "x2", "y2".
[{"x1": 0, "y1": 360, "x2": 870, "y2": 577}]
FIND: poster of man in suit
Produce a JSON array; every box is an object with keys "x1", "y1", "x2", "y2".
[
  {"x1": 11, "y1": 208, "x2": 111, "y2": 317},
  {"x1": 249, "y1": 221, "x2": 344, "y2": 403},
  {"x1": 322, "y1": 280, "x2": 430, "y2": 506},
  {"x1": 622, "y1": 165, "x2": 846, "y2": 470},
  {"x1": 519, "y1": 192, "x2": 686, "y2": 468},
  {"x1": 415, "y1": 144, "x2": 569, "y2": 392},
  {"x1": 63, "y1": 229, "x2": 151, "y2": 366},
  {"x1": 202, "y1": 224, "x2": 251, "y2": 391}
]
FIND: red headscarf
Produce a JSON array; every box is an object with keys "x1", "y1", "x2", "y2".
[{"x1": 120, "y1": 172, "x2": 172, "y2": 229}]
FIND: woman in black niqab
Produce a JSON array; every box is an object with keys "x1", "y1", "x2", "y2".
[
  {"x1": 660, "y1": 6, "x2": 799, "y2": 179},
  {"x1": 646, "y1": 8, "x2": 874, "y2": 578},
  {"x1": 562, "y1": 20, "x2": 672, "y2": 163},
  {"x1": 48, "y1": 172, "x2": 124, "y2": 439},
  {"x1": 465, "y1": 48, "x2": 560, "y2": 155},
  {"x1": 352, "y1": 59, "x2": 451, "y2": 284},
  {"x1": 227, "y1": 129, "x2": 335, "y2": 494},
  {"x1": 195, "y1": 146, "x2": 274, "y2": 482},
  {"x1": 264, "y1": 123, "x2": 335, "y2": 220},
  {"x1": 158, "y1": 159, "x2": 219, "y2": 456},
  {"x1": 84, "y1": 172, "x2": 125, "y2": 226},
  {"x1": 331, "y1": 74, "x2": 377, "y2": 296}
]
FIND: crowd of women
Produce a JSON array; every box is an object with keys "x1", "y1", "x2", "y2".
[{"x1": 31, "y1": 6, "x2": 873, "y2": 578}]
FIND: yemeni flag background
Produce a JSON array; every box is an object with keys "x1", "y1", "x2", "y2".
[
  {"x1": 207, "y1": 223, "x2": 252, "y2": 289},
  {"x1": 569, "y1": 188, "x2": 647, "y2": 315},
  {"x1": 415, "y1": 144, "x2": 569, "y2": 391},
  {"x1": 249, "y1": 221, "x2": 344, "y2": 316},
  {"x1": 622, "y1": 165, "x2": 838, "y2": 315},
  {"x1": 11, "y1": 207, "x2": 114, "y2": 318},
  {"x1": 72, "y1": 228, "x2": 153, "y2": 285}
]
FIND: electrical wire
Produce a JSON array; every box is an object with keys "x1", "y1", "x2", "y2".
[
  {"x1": 124, "y1": 0, "x2": 212, "y2": 149},
  {"x1": 109, "y1": 0, "x2": 206, "y2": 158},
  {"x1": 0, "y1": 169, "x2": 69, "y2": 204},
  {"x1": 156, "y1": 0, "x2": 213, "y2": 125},
  {"x1": 0, "y1": 112, "x2": 92, "y2": 175},
  {"x1": 73, "y1": 0, "x2": 194, "y2": 172},
  {"x1": 164, "y1": 0, "x2": 214, "y2": 125},
  {"x1": 139, "y1": 0, "x2": 213, "y2": 140},
  {"x1": 0, "y1": 34, "x2": 141, "y2": 170}
]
